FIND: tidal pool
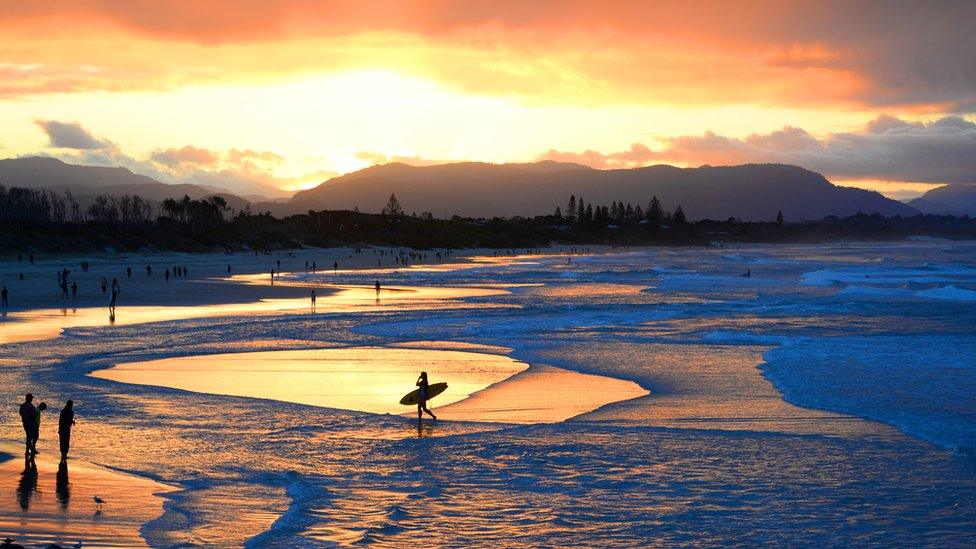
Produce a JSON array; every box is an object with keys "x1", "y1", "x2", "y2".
[{"x1": 90, "y1": 346, "x2": 647, "y2": 422}]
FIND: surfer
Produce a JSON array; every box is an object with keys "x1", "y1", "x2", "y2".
[{"x1": 416, "y1": 371, "x2": 437, "y2": 421}]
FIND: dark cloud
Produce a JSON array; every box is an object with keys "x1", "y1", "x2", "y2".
[
  {"x1": 35, "y1": 119, "x2": 110, "y2": 149},
  {"x1": 539, "y1": 115, "x2": 976, "y2": 184}
]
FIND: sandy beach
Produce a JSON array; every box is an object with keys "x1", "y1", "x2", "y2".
[{"x1": 1, "y1": 242, "x2": 975, "y2": 546}]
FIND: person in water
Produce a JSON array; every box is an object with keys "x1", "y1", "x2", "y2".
[
  {"x1": 416, "y1": 371, "x2": 437, "y2": 421},
  {"x1": 19, "y1": 394, "x2": 36, "y2": 455},
  {"x1": 58, "y1": 400, "x2": 75, "y2": 460},
  {"x1": 28, "y1": 401, "x2": 47, "y2": 455}
]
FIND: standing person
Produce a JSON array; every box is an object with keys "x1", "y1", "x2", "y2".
[
  {"x1": 19, "y1": 394, "x2": 37, "y2": 455},
  {"x1": 126, "y1": 266, "x2": 132, "y2": 279},
  {"x1": 333, "y1": 261, "x2": 338, "y2": 274},
  {"x1": 58, "y1": 400, "x2": 75, "y2": 460},
  {"x1": 310, "y1": 289, "x2": 317, "y2": 309},
  {"x1": 165, "y1": 269, "x2": 170, "y2": 282},
  {"x1": 1, "y1": 285, "x2": 7, "y2": 307},
  {"x1": 101, "y1": 277, "x2": 108, "y2": 294},
  {"x1": 71, "y1": 281, "x2": 77, "y2": 299},
  {"x1": 31, "y1": 402, "x2": 47, "y2": 454},
  {"x1": 416, "y1": 372, "x2": 437, "y2": 421},
  {"x1": 374, "y1": 280, "x2": 381, "y2": 294}
]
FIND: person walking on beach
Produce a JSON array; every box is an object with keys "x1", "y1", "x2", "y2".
[
  {"x1": 1, "y1": 285, "x2": 8, "y2": 307},
  {"x1": 416, "y1": 371, "x2": 437, "y2": 421},
  {"x1": 311, "y1": 289, "x2": 317, "y2": 309},
  {"x1": 19, "y1": 394, "x2": 37, "y2": 455},
  {"x1": 58, "y1": 400, "x2": 75, "y2": 460}
]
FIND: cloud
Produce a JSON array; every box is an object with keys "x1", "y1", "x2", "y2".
[
  {"x1": 538, "y1": 115, "x2": 976, "y2": 184},
  {"x1": 355, "y1": 151, "x2": 452, "y2": 167},
  {"x1": 2, "y1": 2, "x2": 974, "y2": 110},
  {"x1": 34, "y1": 119, "x2": 110, "y2": 149},
  {"x1": 150, "y1": 145, "x2": 220, "y2": 167}
]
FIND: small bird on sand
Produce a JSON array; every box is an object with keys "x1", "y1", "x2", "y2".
[{"x1": 93, "y1": 496, "x2": 105, "y2": 508}]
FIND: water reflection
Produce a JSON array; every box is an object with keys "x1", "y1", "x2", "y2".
[
  {"x1": 0, "y1": 284, "x2": 511, "y2": 345},
  {"x1": 17, "y1": 454, "x2": 37, "y2": 510},
  {"x1": 56, "y1": 458, "x2": 70, "y2": 509}
]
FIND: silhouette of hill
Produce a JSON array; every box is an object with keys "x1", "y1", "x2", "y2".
[
  {"x1": 909, "y1": 185, "x2": 976, "y2": 216},
  {"x1": 291, "y1": 161, "x2": 917, "y2": 220},
  {"x1": 0, "y1": 156, "x2": 304, "y2": 214},
  {"x1": 0, "y1": 157, "x2": 217, "y2": 200}
]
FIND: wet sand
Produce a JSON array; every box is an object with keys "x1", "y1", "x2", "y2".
[
  {"x1": 0, "y1": 444, "x2": 175, "y2": 548},
  {"x1": 90, "y1": 346, "x2": 648, "y2": 423}
]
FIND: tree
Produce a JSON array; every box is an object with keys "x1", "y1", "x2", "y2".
[
  {"x1": 776, "y1": 210, "x2": 784, "y2": 224},
  {"x1": 554, "y1": 206, "x2": 562, "y2": 219},
  {"x1": 647, "y1": 196, "x2": 664, "y2": 226},
  {"x1": 382, "y1": 193, "x2": 403, "y2": 217},
  {"x1": 567, "y1": 195, "x2": 577, "y2": 221},
  {"x1": 584, "y1": 203, "x2": 593, "y2": 222},
  {"x1": 673, "y1": 204, "x2": 687, "y2": 225},
  {"x1": 577, "y1": 196, "x2": 585, "y2": 221}
]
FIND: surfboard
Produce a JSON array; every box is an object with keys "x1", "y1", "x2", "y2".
[{"x1": 400, "y1": 382, "x2": 448, "y2": 406}]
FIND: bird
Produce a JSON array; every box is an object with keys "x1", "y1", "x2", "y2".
[{"x1": 93, "y1": 495, "x2": 105, "y2": 508}]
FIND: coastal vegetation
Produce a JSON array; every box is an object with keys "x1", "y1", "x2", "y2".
[{"x1": 2, "y1": 185, "x2": 976, "y2": 253}]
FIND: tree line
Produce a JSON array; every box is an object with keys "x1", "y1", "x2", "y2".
[{"x1": 557, "y1": 194, "x2": 686, "y2": 227}]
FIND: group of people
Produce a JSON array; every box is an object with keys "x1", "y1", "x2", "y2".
[{"x1": 18, "y1": 393, "x2": 75, "y2": 461}]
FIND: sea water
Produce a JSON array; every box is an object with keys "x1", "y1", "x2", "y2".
[{"x1": 1, "y1": 242, "x2": 975, "y2": 546}]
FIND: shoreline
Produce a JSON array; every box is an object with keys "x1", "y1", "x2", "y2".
[{"x1": 0, "y1": 443, "x2": 176, "y2": 548}]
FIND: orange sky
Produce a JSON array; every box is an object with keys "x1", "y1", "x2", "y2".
[{"x1": 1, "y1": 1, "x2": 973, "y2": 198}]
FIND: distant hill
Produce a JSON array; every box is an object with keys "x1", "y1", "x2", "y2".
[
  {"x1": 0, "y1": 156, "x2": 318, "y2": 216},
  {"x1": 291, "y1": 161, "x2": 918, "y2": 221},
  {"x1": 909, "y1": 185, "x2": 976, "y2": 216},
  {"x1": 0, "y1": 156, "x2": 217, "y2": 201}
]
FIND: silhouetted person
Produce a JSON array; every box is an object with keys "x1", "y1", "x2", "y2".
[
  {"x1": 375, "y1": 281, "x2": 381, "y2": 294},
  {"x1": 30, "y1": 402, "x2": 47, "y2": 454},
  {"x1": 227, "y1": 264, "x2": 232, "y2": 274},
  {"x1": 109, "y1": 287, "x2": 118, "y2": 310},
  {"x1": 416, "y1": 371, "x2": 437, "y2": 421},
  {"x1": 56, "y1": 457, "x2": 70, "y2": 509},
  {"x1": 270, "y1": 269, "x2": 275, "y2": 285},
  {"x1": 126, "y1": 266, "x2": 132, "y2": 279},
  {"x1": 311, "y1": 289, "x2": 317, "y2": 309},
  {"x1": 312, "y1": 261, "x2": 317, "y2": 272},
  {"x1": 146, "y1": 264, "x2": 152, "y2": 277},
  {"x1": 71, "y1": 281, "x2": 77, "y2": 298},
  {"x1": 1, "y1": 285, "x2": 7, "y2": 307},
  {"x1": 59, "y1": 400, "x2": 76, "y2": 460},
  {"x1": 101, "y1": 277, "x2": 108, "y2": 294},
  {"x1": 333, "y1": 261, "x2": 338, "y2": 274},
  {"x1": 19, "y1": 394, "x2": 36, "y2": 455}
]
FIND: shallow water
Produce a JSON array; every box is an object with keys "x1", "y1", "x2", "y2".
[{"x1": 2, "y1": 242, "x2": 976, "y2": 546}]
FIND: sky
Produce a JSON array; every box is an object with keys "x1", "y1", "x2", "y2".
[{"x1": 1, "y1": 0, "x2": 974, "y2": 200}]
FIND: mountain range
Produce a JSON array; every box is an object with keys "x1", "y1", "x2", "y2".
[
  {"x1": 0, "y1": 156, "x2": 932, "y2": 221},
  {"x1": 292, "y1": 161, "x2": 917, "y2": 221},
  {"x1": 909, "y1": 185, "x2": 976, "y2": 217}
]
